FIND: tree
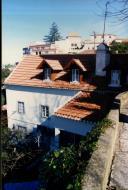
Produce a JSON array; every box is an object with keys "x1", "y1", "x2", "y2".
[
  {"x1": 101, "y1": 0, "x2": 128, "y2": 22},
  {"x1": 110, "y1": 40, "x2": 128, "y2": 53},
  {"x1": 109, "y1": 0, "x2": 128, "y2": 22},
  {"x1": 2, "y1": 64, "x2": 13, "y2": 83},
  {"x1": 43, "y1": 22, "x2": 62, "y2": 43},
  {"x1": 1, "y1": 128, "x2": 25, "y2": 177}
]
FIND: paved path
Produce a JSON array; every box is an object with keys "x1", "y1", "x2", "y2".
[{"x1": 108, "y1": 99, "x2": 128, "y2": 190}]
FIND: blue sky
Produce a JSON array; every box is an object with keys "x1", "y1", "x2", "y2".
[{"x1": 2, "y1": 0, "x2": 128, "y2": 65}]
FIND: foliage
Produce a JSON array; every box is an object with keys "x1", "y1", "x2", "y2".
[
  {"x1": 1, "y1": 94, "x2": 5, "y2": 106},
  {"x1": 1, "y1": 127, "x2": 26, "y2": 177},
  {"x1": 110, "y1": 41, "x2": 128, "y2": 53},
  {"x1": 99, "y1": 0, "x2": 128, "y2": 22},
  {"x1": 1, "y1": 126, "x2": 49, "y2": 181},
  {"x1": 39, "y1": 119, "x2": 113, "y2": 190},
  {"x1": 109, "y1": 0, "x2": 128, "y2": 22},
  {"x1": 39, "y1": 146, "x2": 77, "y2": 190},
  {"x1": 1, "y1": 111, "x2": 8, "y2": 128},
  {"x1": 2, "y1": 64, "x2": 13, "y2": 82},
  {"x1": 43, "y1": 22, "x2": 62, "y2": 43}
]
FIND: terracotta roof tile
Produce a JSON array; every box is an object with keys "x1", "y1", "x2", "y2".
[
  {"x1": 72, "y1": 59, "x2": 86, "y2": 71},
  {"x1": 5, "y1": 55, "x2": 96, "y2": 90},
  {"x1": 64, "y1": 58, "x2": 87, "y2": 71},
  {"x1": 80, "y1": 50, "x2": 96, "y2": 54},
  {"x1": 54, "y1": 91, "x2": 111, "y2": 121},
  {"x1": 43, "y1": 59, "x2": 63, "y2": 70},
  {"x1": 54, "y1": 71, "x2": 67, "y2": 80}
]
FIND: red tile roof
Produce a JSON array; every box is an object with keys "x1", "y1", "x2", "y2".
[
  {"x1": 55, "y1": 91, "x2": 110, "y2": 121},
  {"x1": 5, "y1": 55, "x2": 96, "y2": 90},
  {"x1": 80, "y1": 50, "x2": 96, "y2": 54},
  {"x1": 54, "y1": 71, "x2": 67, "y2": 80},
  {"x1": 64, "y1": 59, "x2": 87, "y2": 71},
  {"x1": 43, "y1": 59, "x2": 63, "y2": 70}
]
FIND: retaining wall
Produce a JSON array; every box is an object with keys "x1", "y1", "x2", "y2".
[{"x1": 81, "y1": 96, "x2": 121, "y2": 190}]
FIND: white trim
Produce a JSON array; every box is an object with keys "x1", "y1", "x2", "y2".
[
  {"x1": 71, "y1": 69, "x2": 80, "y2": 82},
  {"x1": 40, "y1": 105, "x2": 49, "y2": 118},
  {"x1": 44, "y1": 68, "x2": 51, "y2": 80}
]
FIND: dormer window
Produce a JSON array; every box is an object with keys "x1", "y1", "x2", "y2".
[
  {"x1": 44, "y1": 68, "x2": 51, "y2": 80},
  {"x1": 72, "y1": 69, "x2": 79, "y2": 82}
]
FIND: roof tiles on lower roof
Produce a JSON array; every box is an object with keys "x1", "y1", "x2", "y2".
[{"x1": 54, "y1": 91, "x2": 111, "y2": 121}]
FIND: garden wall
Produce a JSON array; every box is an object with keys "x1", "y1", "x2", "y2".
[{"x1": 81, "y1": 95, "x2": 121, "y2": 190}]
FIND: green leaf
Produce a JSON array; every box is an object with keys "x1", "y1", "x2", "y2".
[
  {"x1": 66, "y1": 184, "x2": 73, "y2": 189},
  {"x1": 54, "y1": 151, "x2": 60, "y2": 158}
]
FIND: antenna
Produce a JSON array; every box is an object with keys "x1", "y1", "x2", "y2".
[{"x1": 102, "y1": 1, "x2": 110, "y2": 43}]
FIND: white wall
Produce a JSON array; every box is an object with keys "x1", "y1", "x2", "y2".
[
  {"x1": 90, "y1": 34, "x2": 116, "y2": 45},
  {"x1": 83, "y1": 34, "x2": 117, "y2": 51},
  {"x1": 6, "y1": 85, "x2": 79, "y2": 132},
  {"x1": 55, "y1": 36, "x2": 83, "y2": 53}
]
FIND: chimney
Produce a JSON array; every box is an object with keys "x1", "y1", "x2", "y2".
[
  {"x1": 23, "y1": 47, "x2": 30, "y2": 55},
  {"x1": 95, "y1": 43, "x2": 110, "y2": 76}
]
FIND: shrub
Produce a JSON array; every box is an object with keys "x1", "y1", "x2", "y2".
[{"x1": 39, "y1": 118, "x2": 113, "y2": 190}]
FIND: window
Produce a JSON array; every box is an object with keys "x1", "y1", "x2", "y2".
[
  {"x1": 12, "y1": 124, "x2": 27, "y2": 133},
  {"x1": 18, "y1": 125, "x2": 27, "y2": 133},
  {"x1": 72, "y1": 69, "x2": 79, "y2": 82},
  {"x1": 111, "y1": 70, "x2": 120, "y2": 86},
  {"x1": 44, "y1": 68, "x2": 51, "y2": 80},
  {"x1": 41, "y1": 105, "x2": 49, "y2": 118},
  {"x1": 18, "y1": 102, "x2": 25, "y2": 113},
  {"x1": 71, "y1": 43, "x2": 77, "y2": 47}
]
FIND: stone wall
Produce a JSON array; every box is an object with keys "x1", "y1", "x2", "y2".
[{"x1": 81, "y1": 96, "x2": 120, "y2": 190}]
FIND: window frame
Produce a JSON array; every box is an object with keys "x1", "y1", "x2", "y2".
[
  {"x1": 18, "y1": 101, "x2": 25, "y2": 114},
  {"x1": 18, "y1": 125, "x2": 27, "y2": 133},
  {"x1": 111, "y1": 70, "x2": 120, "y2": 85},
  {"x1": 40, "y1": 105, "x2": 49, "y2": 118},
  {"x1": 44, "y1": 68, "x2": 51, "y2": 80},
  {"x1": 71, "y1": 69, "x2": 80, "y2": 82}
]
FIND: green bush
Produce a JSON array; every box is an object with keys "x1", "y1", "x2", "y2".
[{"x1": 39, "y1": 118, "x2": 113, "y2": 190}]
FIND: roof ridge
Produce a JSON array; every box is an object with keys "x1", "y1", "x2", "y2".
[{"x1": 54, "y1": 91, "x2": 82, "y2": 114}]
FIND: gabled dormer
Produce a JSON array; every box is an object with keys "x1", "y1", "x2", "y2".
[
  {"x1": 37, "y1": 59, "x2": 63, "y2": 81},
  {"x1": 65, "y1": 59, "x2": 87, "y2": 83}
]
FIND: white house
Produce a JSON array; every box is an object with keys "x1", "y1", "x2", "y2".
[
  {"x1": 26, "y1": 32, "x2": 84, "y2": 55},
  {"x1": 83, "y1": 34, "x2": 117, "y2": 51},
  {"x1": 54, "y1": 32, "x2": 84, "y2": 54},
  {"x1": 5, "y1": 43, "x2": 128, "y2": 148}
]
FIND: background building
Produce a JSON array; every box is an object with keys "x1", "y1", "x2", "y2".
[{"x1": 23, "y1": 32, "x2": 128, "y2": 55}]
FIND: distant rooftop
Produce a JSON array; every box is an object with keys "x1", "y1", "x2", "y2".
[
  {"x1": 67, "y1": 32, "x2": 81, "y2": 37},
  {"x1": 90, "y1": 34, "x2": 117, "y2": 37},
  {"x1": 29, "y1": 41, "x2": 45, "y2": 46}
]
